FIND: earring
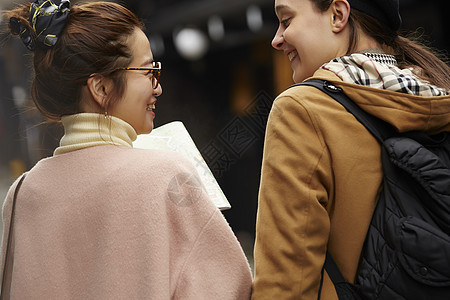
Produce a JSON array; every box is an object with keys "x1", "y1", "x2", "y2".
[{"x1": 104, "y1": 101, "x2": 109, "y2": 119}]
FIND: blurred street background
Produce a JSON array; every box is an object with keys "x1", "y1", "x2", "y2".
[{"x1": 0, "y1": 0, "x2": 448, "y2": 266}]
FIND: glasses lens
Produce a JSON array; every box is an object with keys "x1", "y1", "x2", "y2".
[
  {"x1": 152, "y1": 62, "x2": 161, "y2": 88},
  {"x1": 152, "y1": 74, "x2": 158, "y2": 88}
]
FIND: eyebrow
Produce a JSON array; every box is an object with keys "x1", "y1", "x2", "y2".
[
  {"x1": 275, "y1": 4, "x2": 290, "y2": 16},
  {"x1": 140, "y1": 58, "x2": 154, "y2": 67}
]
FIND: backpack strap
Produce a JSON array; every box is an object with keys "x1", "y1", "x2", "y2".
[
  {"x1": 289, "y1": 79, "x2": 396, "y2": 142},
  {"x1": 287, "y1": 79, "x2": 395, "y2": 297}
]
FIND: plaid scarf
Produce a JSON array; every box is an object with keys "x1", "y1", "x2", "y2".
[{"x1": 321, "y1": 53, "x2": 448, "y2": 97}]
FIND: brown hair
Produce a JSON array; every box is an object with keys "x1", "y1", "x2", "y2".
[
  {"x1": 5, "y1": 1, "x2": 143, "y2": 121},
  {"x1": 310, "y1": 0, "x2": 450, "y2": 90}
]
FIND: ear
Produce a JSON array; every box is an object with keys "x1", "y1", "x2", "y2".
[
  {"x1": 330, "y1": 0, "x2": 351, "y2": 33},
  {"x1": 86, "y1": 74, "x2": 113, "y2": 109}
]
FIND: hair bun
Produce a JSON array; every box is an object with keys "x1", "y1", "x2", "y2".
[{"x1": 14, "y1": 0, "x2": 71, "y2": 51}]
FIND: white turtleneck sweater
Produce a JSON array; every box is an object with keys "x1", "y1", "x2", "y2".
[{"x1": 54, "y1": 113, "x2": 137, "y2": 155}]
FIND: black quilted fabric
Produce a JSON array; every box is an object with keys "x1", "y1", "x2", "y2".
[{"x1": 356, "y1": 133, "x2": 450, "y2": 299}]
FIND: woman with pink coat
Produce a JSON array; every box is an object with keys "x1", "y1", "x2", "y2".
[{"x1": 1, "y1": 1, "x2": 252, "y2": 299}]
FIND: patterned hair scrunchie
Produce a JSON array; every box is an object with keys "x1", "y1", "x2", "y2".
[
  {"x1": 10, "y1": 0, "x2": 70, "y2": 51},
  {"x1": 9, "y1": 17, "x2": 34, "y2": 50}
]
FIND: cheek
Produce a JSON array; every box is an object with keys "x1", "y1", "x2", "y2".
[
  {"x1": 282, "y1": 27, "x2": 296, "y2": 46},
  {"x1": 126, "y1": 80, "x2": 153, "y2": 100},
  {"x1": 284, "y1": 27, "x2": 311, "y2": 56},
  {"x1": 137, "y1": 79, "x2": 153, "y2": 95}
]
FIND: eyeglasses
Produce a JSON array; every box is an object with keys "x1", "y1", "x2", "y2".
[{"x1": 116, "y1": 61, "x2": 161, "y2": 89}]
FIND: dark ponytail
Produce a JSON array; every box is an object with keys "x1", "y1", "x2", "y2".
[
  {"x1": 392, "y1": 35, "x2": 450, "y2": 89},
  {"x1": 350, "y1": 10, "x2": 450, "y2": 90}
]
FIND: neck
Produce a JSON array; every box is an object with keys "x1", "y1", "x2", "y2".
[
  {"x1": 357, "y1": 48, "x2": 385, "y2": 54},
  {"x1": 353, "y1": 29, "x2": 383, "y2": 53}
]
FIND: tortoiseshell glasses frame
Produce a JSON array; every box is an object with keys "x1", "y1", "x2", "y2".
[{"x1": 116, "y1": 61, "x2": 161, "y2": 88}]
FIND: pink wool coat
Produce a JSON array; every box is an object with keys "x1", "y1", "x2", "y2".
[{"x1": 1, "y1": 145, "x2": 252, "y2": 299}]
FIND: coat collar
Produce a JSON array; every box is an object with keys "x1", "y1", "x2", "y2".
[{"x1": 310, "y1": 69, "x2": 450, "y2": 134}]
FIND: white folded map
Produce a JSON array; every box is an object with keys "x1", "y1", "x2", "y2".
[{"x1": 133, "y1": 121, "x2": 231, "y2": 210}]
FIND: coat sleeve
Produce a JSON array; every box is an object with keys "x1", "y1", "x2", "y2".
[
  {"x1": 166, "y1": 157, "x2": 252, "y2": 300},
  {"x1": 252, "y1": 92, "x2": 333, "y2": 299},
  {"x1": 173, "y1": 209, "x2": 252, "y2": 300}
]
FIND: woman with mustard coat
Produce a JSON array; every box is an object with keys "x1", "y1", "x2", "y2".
[{"x1": 252, "y1": 0, "x2": 450, "y2": 299}]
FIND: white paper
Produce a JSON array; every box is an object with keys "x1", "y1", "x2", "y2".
[{"x1": 133, "y1": 121, "x2": 230, "y2": 210}]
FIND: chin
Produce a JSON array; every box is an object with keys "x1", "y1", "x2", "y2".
[
  {"x1": 139, "y1": 128, "x2": 153, "y2": 135},
  {"x1": 146, "y1": 124, "x2": 154, "y2": 134},
  {"x1": 138, "y1": 121, "x2": 154, "y2": 135}
]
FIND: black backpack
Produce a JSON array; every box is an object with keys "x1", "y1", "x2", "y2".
[{"x1": 291, "y1": 79, "x2": 450, "y2": 299}]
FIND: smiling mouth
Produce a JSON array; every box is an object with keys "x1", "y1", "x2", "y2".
[
  {"x1": 146, "y1": 104, "x2": 155, "y2": 111},
  {"x1": 288, "y1": 50, "x2": 297, "y2": 62}
]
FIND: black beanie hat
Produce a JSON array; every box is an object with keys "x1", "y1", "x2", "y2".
[{"x1": 347, "y1": 0, "x2": 402, "y2": 32}]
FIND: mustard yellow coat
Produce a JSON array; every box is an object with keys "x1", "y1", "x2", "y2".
[{"x1": 252, "y1": 69, "x2": 450, "y2": 299}]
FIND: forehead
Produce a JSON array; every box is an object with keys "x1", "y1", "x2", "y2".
[
  {"x1": 275, "y1": 0, "x2": 316, "y2": 16},
  {"x1": 128, "y1": 28, "x2": 153, "y2": 65},
  {"x1": 274, "y1": 0, "x2": 296, "y2": 14}
]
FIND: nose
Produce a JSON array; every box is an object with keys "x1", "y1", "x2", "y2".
[
  {"x1": 154, "y1": 83, "x2": 162, "y2": 97},
  {"x1": 271, "y1": 26, "x2": 284, "y2": 50}
]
